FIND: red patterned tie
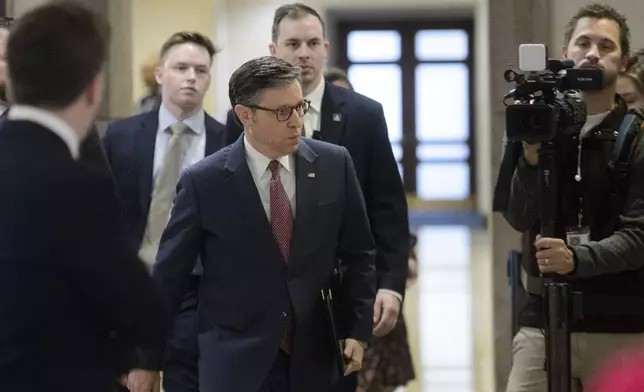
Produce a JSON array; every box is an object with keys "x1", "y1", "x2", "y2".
[{"x1": 268, "y1": 160, "x2": 294, "y2": 353}]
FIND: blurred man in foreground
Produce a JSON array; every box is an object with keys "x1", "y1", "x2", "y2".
[{"x1": 0, "y1": 4, "x2": 168, "y2": 391}]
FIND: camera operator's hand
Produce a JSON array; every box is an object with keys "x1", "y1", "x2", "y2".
[
  {"x1": 534, "y1": 235, "x2": 575, "y2": 275},
  {"x1": 522, "y1": 142, "x2": 541, "y2": 166}
]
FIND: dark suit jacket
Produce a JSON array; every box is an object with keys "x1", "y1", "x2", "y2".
[
  {"x1": 80, "y1": 126, "x2": 112, "y2": 174},
  {"x1": 0, "y1": 120, "x2": 169, "y2": 392},
  {"x1": 225, "y1": 82, "x2": 409, "y2": 295},
  {"x1": 0, "y1": 108, "x2": 111, "y2": 175},
  {"x1": 150, "y1": 137, "x2": 377, "y2": 392},
  {"x1": 102, "y1": 109, "x2": 226, "y2": 252}
]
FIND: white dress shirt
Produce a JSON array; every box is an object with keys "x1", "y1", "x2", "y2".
[
  {"x1": 302, "y1": 78, "x2": 325, "y2": 138},
  {"x1": 139, "y1": 106, "x2": 208, "y2": 269},
  {"x1": 8, "y1": 105, "x2": 80, "y2": 160},
  {"x1": 152, "y1": 105, "x2": 206, "y2": 191},
  {"x1": 243, "y1": 136, "x2": 296, "y2": 218}
]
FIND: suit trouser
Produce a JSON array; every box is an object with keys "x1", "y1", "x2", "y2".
[
  {"x1": 257, "y1": 350, "x2": 291, "y2": 392},
  {"x1": 117, "y1": 276, "x2": 200, "y2": 392},
  {"x1": 331, "y1": 372, "x2": 357, "y2": 392},
  {"x1": 162, "y1": 276, "x2": 200, "y2": 392},
  {"x1": 506, "y1": 327, "x2": 644, "y2": 392}
]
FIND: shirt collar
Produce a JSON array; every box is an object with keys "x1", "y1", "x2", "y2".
[
  {"x1": 243, "y1": 135, "x2": 294, "y2": 178},
  {"x1": 158, "y1": 103, "x2": 205, "y2": 135},
  {"x1": 8, "y1": 105, "x2": 80, "y2": 159},
  {"x1": 305, "y1": 77, "x2": 325, "y2": 114}
]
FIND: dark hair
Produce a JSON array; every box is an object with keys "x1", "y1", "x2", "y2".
[
  {"x1": 627, "y1": 50, "x2": 644, "y2": 73},
  {"x1": 229, "y1": 56, "x2": 300, "y2": 108},
  {"x1": 624, "y1": 49, "x2": 644, "y2": 88},
  {"x1": 7, "y1": 2, "x2": 109, "y2": 109},
  {"x1": 271, "y1": 3, "x2": 326, "y2": 43},
  {"x1": 160, "y1": 32, "x2": 218, "y2": 60},
  {"x1": 0, "y1": 16, "x2": 14, "y2": 30},
  {"x1": 324, "y1": 67, "x2": 353, "y2": 90},
  {"x1": 564, "y1": 3, "x2": 630, "y2": 56}
]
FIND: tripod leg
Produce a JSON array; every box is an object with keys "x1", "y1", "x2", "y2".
[{"x1": 544, "y1": 282, "x2": 573, "y2": 392}]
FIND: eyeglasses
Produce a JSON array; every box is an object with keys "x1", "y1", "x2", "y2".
[{"x1": 246, "y1": 99, "x2": 311, "y2": 122}]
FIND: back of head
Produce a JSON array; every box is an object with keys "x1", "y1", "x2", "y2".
[
  {"x1": 626, "y1": 49, "x2": 644, "y2": 86},
  {"x1": 141, "y1": 54, "x2": 160, "y2": 91},
  {"x1": 6, "y1": 2, "x2": 110, "y2": 109},
  {"x1": 324, "y1": 67, "x2": 353, "y2": 90}
]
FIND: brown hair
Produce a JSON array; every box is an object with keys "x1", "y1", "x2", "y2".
[
  {"x1": 141, "y1": 54, "x2": 159, "y2": 90},
  {"x1": 324, "y1": 67, "x2": 353, "y2": 89},
  {"x1": 271, "y1": 3, "x2": 326, "y2": 43},
  {"x1": 159, "y1": 32, "x2": 218, "y2": 61},
  {"x1": 7, "y1": 2, "x2": 109, "y2": 108},
  {"x1": 563, "y1": 3, "x2": 630, "y2": 56},
  {"x1": 229, "y1": 56, "x2": 300, "y2": 108},
  {"x1": 622, "y1": 49, "x2": 644, "y2": 93}
]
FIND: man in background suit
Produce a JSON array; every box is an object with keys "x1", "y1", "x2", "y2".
[
  {"x1": 102, "y1": 31, "x2": 225, "y2": 392},
  {"x1": 224, "y1": 6, "x2": 409, "y2": 390},
  {"x1": 129, "y1": 56, "x2": 377, "y2": 392},
  {"x1": 0, "y1": 4, "x2": 168, "y2": 392}
]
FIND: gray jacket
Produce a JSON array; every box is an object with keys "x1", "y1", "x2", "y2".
[{"x1": 503, "y1": 125, "x2": 644, "y2": 279}]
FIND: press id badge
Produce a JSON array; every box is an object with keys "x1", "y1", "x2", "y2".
[{"x1": 566, "y1": 226, "x2": 591, "y2": 246}]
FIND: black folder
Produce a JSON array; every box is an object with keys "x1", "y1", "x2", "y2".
[{"x1": 322, "y1": 266, "x2": 346, "y2": 377}]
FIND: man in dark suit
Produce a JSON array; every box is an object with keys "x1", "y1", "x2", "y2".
[
  {"x1": 224, "y1": 11, "x2": 409, "y2": 387},
  {"x1": 0, "y1": 4, "x2": 169, "y2": 392},
  {"x1": 129, "y1": 56, "x2": 377, "y2": 392},
  {"x1": 102, "y1": 32, "x2": 226, "y2": 392}
]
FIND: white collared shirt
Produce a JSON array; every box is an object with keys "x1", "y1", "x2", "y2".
[
  {"x1": 302, "y1": 78, "x2": 325, "y2": 138},
  {"x1": 152, "y1": 104, "x2": 206, "y2": 190},
  {"x1": 8, "y1": 105, "x2": 80, "y2": 159},
  {"x1": 243, "y1": 136, "x2": 296, "y2": 218}
]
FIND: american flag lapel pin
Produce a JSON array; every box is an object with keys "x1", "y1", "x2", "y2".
[{"x1": 308, "y1": 173, "x2": 316, "y2": 178}]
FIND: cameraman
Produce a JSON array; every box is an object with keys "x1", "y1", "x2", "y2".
[{"x1": 503, "y1": 4, "x2": 644, "y2": 391}]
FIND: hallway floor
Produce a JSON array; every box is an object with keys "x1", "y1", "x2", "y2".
[{"x1": 400, "y1": 225, "x2": 493, "y2": 392}]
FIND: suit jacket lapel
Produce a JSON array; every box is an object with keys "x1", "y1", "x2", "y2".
[
  {"x1": 290, "y1": 141, "x2": 319, "y2": 265},
  {"x1": 319, "y1": 82, "x2": 347, "y2": 145},
  {"x1": 135, "y1": 111, "x2": 159, "y2": 216},
  {"x1": 139, "y1": 111, "x2": 222, "y2": 216},
  {"x1": 204, "y1": 114, "x2": 223, "y2": 156},
  {"x1": 224, "y1": 138, "x2": 284, "y2": 265}
]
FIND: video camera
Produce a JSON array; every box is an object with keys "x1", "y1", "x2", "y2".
[{"x1": 503, "y1": 44, "x2": 604, "y2": 143}]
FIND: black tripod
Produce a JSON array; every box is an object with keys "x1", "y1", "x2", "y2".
[{"x1": 538, "y1": 140, "x2": 573, "y2": 392}]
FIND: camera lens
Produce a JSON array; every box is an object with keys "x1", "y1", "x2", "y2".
[{"x1": 528, "y1": 113, "x2": 546, "y2": 130}]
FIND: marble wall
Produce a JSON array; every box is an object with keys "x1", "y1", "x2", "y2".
[{"x1": 487, "y1": 0, "x2": 549, "y2": 389}]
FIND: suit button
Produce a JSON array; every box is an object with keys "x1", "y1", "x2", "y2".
[{"x1": 282, "y1": 312, "x2": 288, "y2": 318}]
